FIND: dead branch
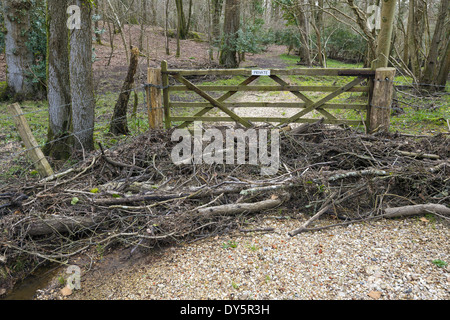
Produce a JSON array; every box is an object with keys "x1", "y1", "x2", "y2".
[
  {"x1": 327, "y1": 169, "x2": 388, "y2": 182},
  {"x1": 20, "y1": 215, "x2": 101, "y2": 237},
  {"x1": 239, "y1": 227, "x2": 275, "y2": 233},
  {"x1": 288, "y1": 192, "x2": 338, "y2": 237},
  {"x1": 289, "y1": 185, "x2": 367, "y2": 237},
  {"x1": 383, "y1": 204, "x2": 450, "y2": 218},
  {"x1": 197, "y1": 195, "x2": 286, "y2": 216},
  {"x1": 292, "y1": 204, "x2": 450, "y2": 234},
  {"x1": 397, "y1": 150, "x2": 440, "y2": 159}
]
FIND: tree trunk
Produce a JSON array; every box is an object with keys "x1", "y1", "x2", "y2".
[
  {"x1": 94, "y1": 5, "x2": 102, "y2": 45},
  {"x1": 208, "y1": 0, "x2": 214, "y2": 61},
  {"x1": 186, "y1": 0, "x2": 193, "y2": 36},
  {"x1": 139, "y1": 0, "x2": 147, "y2": 51},
  {"x1": 176, "y1": 9, "x2": 181, "y2": 58},
  {"x1": 44, "y1": 0, "x2": 72, "y2": 160},
  {"x1": 175, "y1": 0, "x2": 188, "y2": 39},
  {"x1": 219, "y1": 0, "x2": 240, "y2": 68},
  {"x1": 150, "y1": 0, "x2": 157, "y2": 25},
  {"x1": 310, "y1": 0, "x2": 325, "y2": 67},
  {"x1": 110, "y1": 47, "x2": 140, "y2": 135},
  {"x1": 421, "y1": 0, "x2": 449, "y2": 88},
  {"x1": 2, "y1": 0, "x2": 35, "y2": 100},
  {"x1": 373, "y1": 0, "x2": 396, "y2": 69},
  {"x1": 407, "y1": 0, "x2": 426, "y2": 79},
  {"x1": 211, "y1": 0, "x2": 224, "y2": 44},
  {"x1": 70, "y1": 0, "x2": 96, "y2": 152},
  {"x1": 295, "y1": 1, "x2": 312, "y2": 66},
  {"x1": 435, "y1": 39, "x2": 450, "y2": 90},
  {"x1": 165, "y1": 0, "x2": 170, "y2": 55}
]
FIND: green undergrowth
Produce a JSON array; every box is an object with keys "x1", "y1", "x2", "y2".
[{"x1": 0, "y1": 90, "x2": 152, "y2": 180}]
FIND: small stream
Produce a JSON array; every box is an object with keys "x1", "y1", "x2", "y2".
[{"x1": 2, "y1": 264, "x2": 61, "y2": 300}]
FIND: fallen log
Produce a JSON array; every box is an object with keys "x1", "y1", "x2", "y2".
[
  {"x1": 20, "y1": 215, "x2": 100, "y2": 237},
  {"x1": 383, "y1": 204, "x2": 450, "y2": 218},
  {"x1": 290, "y1": 203, "x2": 450, "y2": 234}
]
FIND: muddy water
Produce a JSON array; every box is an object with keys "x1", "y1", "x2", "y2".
[{"x1": 2, "y1": 264, "x2": 61, "y2": 300}]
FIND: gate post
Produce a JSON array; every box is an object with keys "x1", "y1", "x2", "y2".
[
  {"x1": 147, "y1": 68, "x2": 163, "y2": 129},
  {"x1": 368, "y1": 67, "x2": 396, "y2": 133},
  {"x1": 161, "y1": 60, "x2": 171, "y2": 130}
]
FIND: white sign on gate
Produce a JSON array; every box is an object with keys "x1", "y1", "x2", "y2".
[{"x1": 252, "y1": 70, "x2": 271, "y2": 76}]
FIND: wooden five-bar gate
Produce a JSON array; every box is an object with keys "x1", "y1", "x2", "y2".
[{"x1": 146, "y1": 60, "x2": 396, "y2": 133}]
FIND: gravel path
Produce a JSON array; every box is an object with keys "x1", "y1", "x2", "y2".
[{"x1": 50, "y1": 216, "x2": 449, "y2": 300}]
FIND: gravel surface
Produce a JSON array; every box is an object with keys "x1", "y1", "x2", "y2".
[{"x1": 44, "y1": 216, "x2": 449, "y2": 300}]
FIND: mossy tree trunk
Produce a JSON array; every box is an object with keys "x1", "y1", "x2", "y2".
[
  {"x1": 175, "y1": 0, "x2": 188, "y2": 40},
  {"x1": 70, "y1": 0, "x2": 96, "y2": 152},
  {"x1": 219, "y1": 0, "x2": 240, "y2": 68},
  {"x1": 44, "y1": 0, "x2": 72, "y2": 160},
  {"x1": 435, "y1": 39, "x2": 450, "y2": 90},
  {"x1": 2, "y1": 0, "x2": 35, "y2": 100},
  {"x1": 211, "y1": 0, "x2": 224, "y2": 45}
]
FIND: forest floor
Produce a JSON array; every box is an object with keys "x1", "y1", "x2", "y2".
[{"x1": 0, "y1": 24, "x2": 449, "y2": 301}]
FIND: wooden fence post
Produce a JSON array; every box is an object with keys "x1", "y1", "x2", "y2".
[
  {"x1": 368, "y1": 68, "x2": 396, "y2": 133},
  {"x1": 161, "y1": 60, "x2": 171, "y2": 130},
  {"x1": 147, "y1": 68, "x2": 163, "y2": 129},
  {"x1": 8, "y1": 103, "x2": 54, "y2": 177}
]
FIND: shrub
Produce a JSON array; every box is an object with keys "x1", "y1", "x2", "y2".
[
  {"x1": 25, "y1": 0, "x2": 47, "y2": 96},
  {"x1": 323, "y1": 25, "x2": 366, "y2": 63}
]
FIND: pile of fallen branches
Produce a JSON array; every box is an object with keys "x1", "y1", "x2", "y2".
[{"x1": 0, "y1": 123, "x2": 448, "y2": 270}]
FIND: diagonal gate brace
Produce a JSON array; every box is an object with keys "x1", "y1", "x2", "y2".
[
  {"x1": 177, "y1": 75, "x2": 259, "y2": 129},
  {"x1": 277, "y1": 76, "x2": 365, "y2": 127},
  {"x1": 173, "y1": 74, "x2": 253, "y2": 128},
  {"x1": 270, "y1": 75, "x2": 337, "y2": 121}
]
